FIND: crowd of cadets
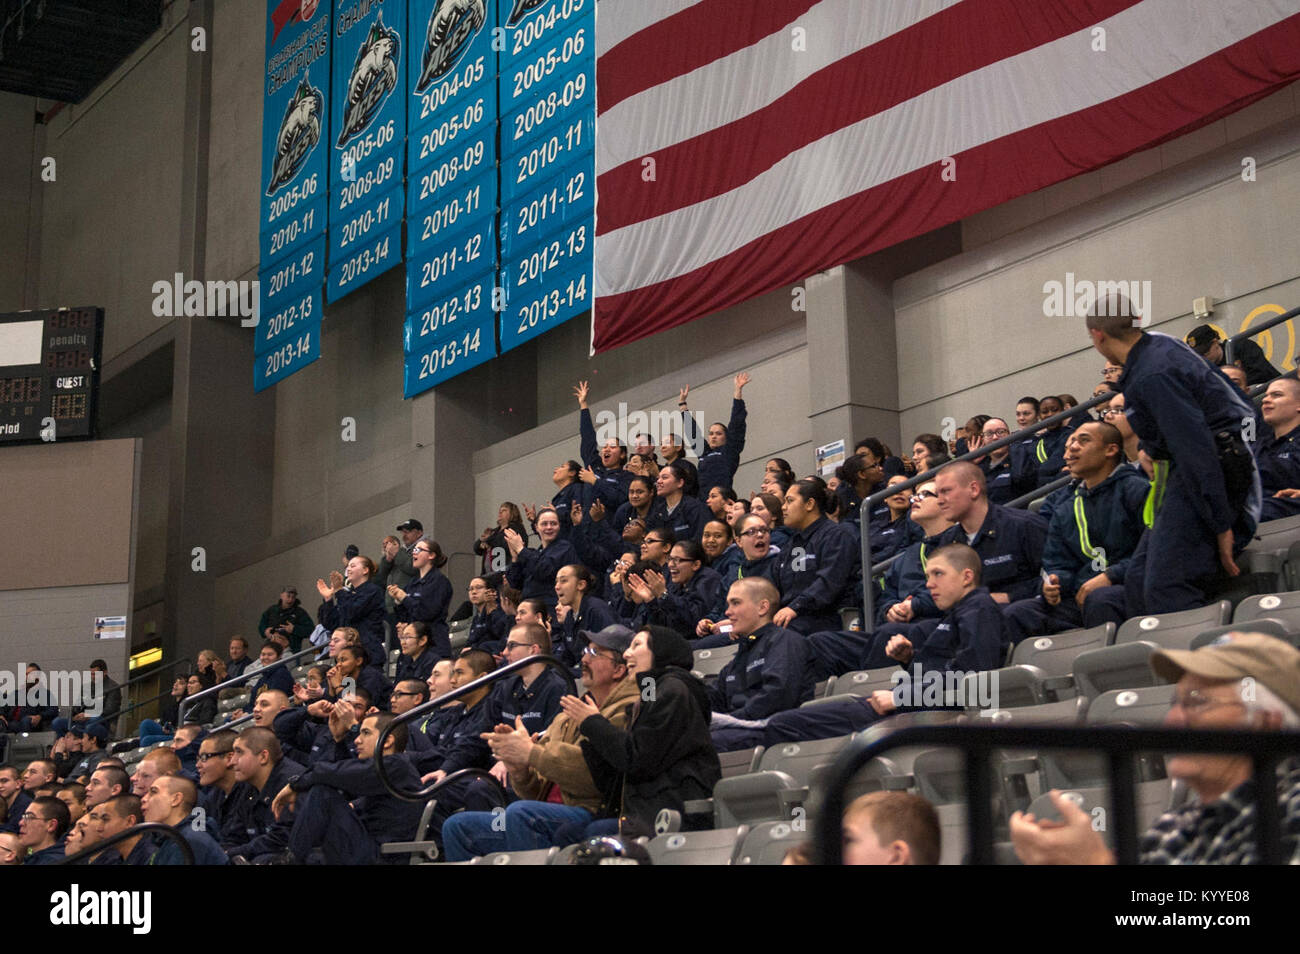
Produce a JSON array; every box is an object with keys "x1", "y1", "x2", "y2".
[{"x1": 8, "y1": 317, "x2": 1300, "y2": 864}]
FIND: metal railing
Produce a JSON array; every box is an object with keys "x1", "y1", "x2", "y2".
[
  {"x1": 1222, "y1": 304, "x2": 1300, "y2": 367},
  {"x1": 57, "y1": 821, "x2": 195, "y2": 866},
  {"x1": 814, "y1": 723, "x2": 1300, "y2": 865},
  {"x1": 178, "y1": 645, "x2": 319, "y2": 725},
  {"x1": 860, "y1": 394, "x2": 1113, "y2": 632},
  {"x1": 374, "y1": 654, "x2": 577, "y2": 802}
]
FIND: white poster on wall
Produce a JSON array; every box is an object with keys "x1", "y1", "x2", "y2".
[
  {"x1": 93, "y1": 616, "x2": 126, "y2": 639},
  {"x1": 816, "y1": 439, "x2": 846, "y2": 477}
]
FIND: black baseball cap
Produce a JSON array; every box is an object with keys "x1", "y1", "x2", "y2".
[
  {"x1": 396, "y1": 518, "x2": 424, "y2": 532},
  {"x1": 1186, "y1": 324, "x2": 1220, "y2": 355},
  {"x1": 581, "y1": 624, "x2": 634, "y2": 655}
]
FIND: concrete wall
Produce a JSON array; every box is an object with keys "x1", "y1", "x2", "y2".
[{"x1": 0, "y1": 584, "x2": 132, "y2": 687}]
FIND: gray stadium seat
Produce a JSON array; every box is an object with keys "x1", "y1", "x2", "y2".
[
  {"x1": 1115, "y1": 602, "x2": 1232, "y2": 650},
  {"x1": 712, "y1": 735, "x2": 856, "y2": 827},
  {"x1": 1247, "y1": 514, "x2": 1300, "y2": 553},
  {"x1": 646, "y1": 826, "x2": 747, "y2": 865},
  {"x1": 976, "y1": 697, "x2": 1086, "y2": 726},
  {"x1": 960, "y1": 666, "x2": 1044, "y2": 710},
  {"x1": 1086, "y1": 685, "x2": 1175, "y2": 726},
  {"x1": 718, "y1": 746, "x2": 763, "y2": 778},
  {"x1": 1234, "y1": 590, "x2": 1300, "y2": 631},
  {"x1": 1007, "y1": 623, "x2": 1116, "y2": 700},
  {"x1": 6, "y1": 731, "x2": 56, "y2": 763},
  {"x1": 829, "y1": 667, "x2": 899, "y2": 698},
  {"x1": 472, "y1": 848, "x2": 558, "y2": 865},
  {"x1": 1191, "y1": 618, "x2": 1296, "y2": 649},
  {"x1": 1071, "y1": 641, "x2": 1164, "y2": 700},
  {"x1": 691, "y1": 643, "x2": 738, "y2": 683},
  {"x1": 1023, "y1": 778, "x2": 1177, "y2": 848},
  {"x1": 733, "y1": 820, "x2": 805, "y2": 865}
]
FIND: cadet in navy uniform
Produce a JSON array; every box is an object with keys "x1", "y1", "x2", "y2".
[
  {"x1": 1032, "y1": 395, "x2": 1074, "y2": 487},
  {"x1": 504, "y1": 508, "x2": 580, "y2": 608},
  {"x1": 485, "y1": 624, "x2": 568, "y2": 737},
  {"x1": 709, "y1": 578, "x2": 814, "y2": 751},
  {"x1": 140, "y1": 775, "x2": 228, "y2": 865},
  {"x1": 271, "y1": 711, "x2": 424, "y2": 865},
  {"x1": 554, "y1": 564, "x2": 617, "y2": 670},
  {"x1": 394, "y1": 622, "x2": 441, "y2": 682},
  {"x1": 389, "y1": 539, "x2": 453, "y2": 658},
  {"x1": 575, "y1": 380, "x2": 636, "y2": 512},
  {"x1": 642, "y1": 540, "x2": 725, "y2": 637},
  {"x1": 870, "y1": 476, "x2": 923, "y2": 562},
  {"x1": 1086, "y1": 301, "x2": 1260, "y2": 615},
  {"x1": 223, "y1": 727, "x2": 304, "y2": 862},
  {"x1": 646, "y1": 461, "x2": 711, "y2": 543},
  {"x1": 1003, "y1": 421, "x2": 1149, "y2": 645},
  {"x1": 540, "y1": 461, "x2": 590, "y2": 542},
  {"x1": 774, "y1": 477, "x2": 861, "y2": 636},
  {"x1": 678, "y1": 372, "x2": 750, "y2": 501},
  {"x1": 761, "y1": 544, "x2": 1007, "y2": 744},
  {"x1": 1255, "y1": 376, "x2": 1300, "y2": 521},
  {"x1": 977, "y1": 418, "x2": 1031, "y2": 504},
  {"x1": 317, "y1": 554, "x2": 387, "y2": 671},
  {"x1": 467, "y1": 573, "x2": 511, "y2": 654}
]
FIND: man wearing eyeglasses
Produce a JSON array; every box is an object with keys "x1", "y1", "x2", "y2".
[
  {"x1": 976, "y1": 418, "x2": 1023, "y2": 505},
  {"x1": 197, "y1": 729, "x2": 247, "y2": 843},
  {"x1": 0, "y1": 765, "x2": 29, "y2": 835},
  {"x1": 18, "y1": 796, "x2": 69, "y2": 864},
  {"x1": 1013, "y1": 633, "x2": 1300, "y2": 864}
]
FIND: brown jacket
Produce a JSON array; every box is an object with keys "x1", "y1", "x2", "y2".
[{"x1": 513, "y1": 676, "x2": 639, "y2": 813}]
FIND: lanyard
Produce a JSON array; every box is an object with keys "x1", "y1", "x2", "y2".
[
  {"x1": 1072, "y1": 491, "x2": 1107, "y2": 568},
  {"x1": 1142, "y1": 459, "x2": 1170, "y2": 529}
]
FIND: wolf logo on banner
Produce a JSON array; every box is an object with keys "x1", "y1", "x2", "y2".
[
  {"x1": 417, "y1": 0, "x2": 485, "y2": 90},
  {"x1": 338, "y1": 12, "x2": 401, "y2": 146},
  {"x1": 267, "y1": 76, "x2": 324, "y2": 195}
]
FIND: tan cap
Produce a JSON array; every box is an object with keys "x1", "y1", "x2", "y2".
[{"x1": 1150, "y1": 632, "x2": 1300, "y2": 714}]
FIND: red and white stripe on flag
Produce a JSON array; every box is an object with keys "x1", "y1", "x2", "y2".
[{"x1": 592, "y1": 0, "x2": 1300, "y2": 353}]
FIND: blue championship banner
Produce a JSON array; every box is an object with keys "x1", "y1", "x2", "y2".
[
  {"x1": 496, "y1": 0, "x2": 593, "y2": 354},
  {"x1": 328, "y1": 0, "x2": 406, "y2": 301},
  {"x1": 258, "y1": 0, "x2": 330, "y2": 391}
]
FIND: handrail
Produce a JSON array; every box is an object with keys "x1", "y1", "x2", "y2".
[
  {"x1": 374, "y1": 654, "x2": 577, "y2": 802},
  {"x1": 860, "y1": 394, "x2": 1112, "y2": 632},
  {"x1": 57, "y1": 821, "x2": 195, "y2": 866},
  {"x1": 814, "y1": 723, "x2": 1300, "y2": 865},
  {"x1": 179, "y1": 646, "x2": 318, "y2": 725},
  {"x1": 1222, "y1": 304, "x2": 1300, "y2": 366}
]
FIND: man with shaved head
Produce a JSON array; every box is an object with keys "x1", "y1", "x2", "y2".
[
  {"x1": 1257, "y1": 376, "x2": 1300, "y2": 521},
  {"x1": 140, "y1": 774, "x2": 228, "y2": 865}
]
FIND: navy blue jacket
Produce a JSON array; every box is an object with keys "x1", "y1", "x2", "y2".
[
  {"x1": 1119, "y1": 331, "x2": 1260, "y2": 536},
  {"x1": 706, "y1": 623, "x2": 813, "y2": 719},
  {"x1": 876, "y1": 536, "x2": 943, "y2": 624},
  {"x1": 147, "y1": 811, "x2": 230, "y2": 865},
  {"x1": 468, "y1": 608, "x2": 511, "y2": 654},
  {"x1": 485, "y1": 668, "x2": 568, "y2": 736},
  {"x1": 431, "y1": 699, "x2": 495, "y2": 775},
  {"x1": 395, "y1": 568, "x2": 453, "y2": 655},
  {"x1": 777, "y1": 517, "x2": 861, "y2": 628},
  {"x1": 1033, "y1": 426, "x2": 1073, "y2": 487},
  {"x1": 709, "y1": 544, "x2": 742, "y2": 583},
  {"x1": 646, "y1": 494, "x2": 711, "y2": 543},
  {"x1": 1042, "y1": 465, "x2": 1149, "y2": 596},
  {"x1": 506, "y1": 539, "x2": 580, "y2": 605},
  {"x1": 290, "y1": 753, "x2": 424, "y2": 848},
  {"x1": 610, "y1": 500, "x2": 654, "y2": 535},
  {"x1": 253, "y1": 661, "x2": 295, "y2": 698},
  {"x1": 871, "y1": 512, "x2": 922, "y2": 564},
  {"x1": 684, "y1": 399, "x2": 747, "y2": 499},
  {"x1": 646, "y1": 567, "x2": 725, "y2": 635},
  {"x1": 199, "y1": 782, "x2": 250, "y2": 844},
  {"x1": 571, "y1": 512, "x2": 625, "y2": 577},
  {"x1": 549, "y1": 481, "x2": 590, "y2": 541},
  {"x1": 273, "y1": 706, "x2": 355, "y2": 767},
  {"x1": 909, "y1": 586, "x2": 1008, "y2": 675},
  {"x1": 936, "y1": 503, "x2": 1047, "y2": 604},
  {"x1": 321, "y1": 581, "x2": 387, "y2": 670},
  {"x1": 396, "y1": 647, "x2": 440, "y2": 683},
  {"x1": 1255, "y1": 426, "x2": 1300, "y2": 496},
  {"x1": 23, "y1": 841, "x2": 66, "y2": 865},
  {"x1": 222, "y1": 756, "x2": 304, "y2": 859},
  {"x1": 555, "y1": 595, "x2": 617, "y2": 669},
  {"x1": 354, "y1": 665, "x2": 393, "y2": 711},
  {"x1": 580, "y1": 408, "x2": 636, "y2": 511},
  {"x1": 981, "y1": 454, "x2": 1031, "y2": 505},
  {"x1": 1, "y1": 791, "x2": 31, "y2": 834},
  {"x1": 709, "y1": 552, "x2": 782, "y2": 620}
]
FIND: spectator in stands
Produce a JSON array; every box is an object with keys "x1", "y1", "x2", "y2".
[
  {"x1": 701, "y1": 518, "x2": 741, "y2": 580},
  {"x1": 627, "y1": 451, "x2": 659, "y2": 482},
  {"x1": 1004, "y1": 421, "x2": 1149, "y2": 643},
  {"x1": 395, "y1": 622, "x2": 440, "y2": 683},
  {"x1": 1031, "y1": 395, "x2": 1074, "y2": 486},
  {"x1": 0, "y1": 765, "x2": 29, "y2": 834},
  {"x1": 68, "y1": 659, "x2": 121, "y2": 729},
  {"x1": 224, "y1": 727, "x2": 303, "y2": 862},
  {"x1": 843, "y1": 791, "x2": 942, "y2": 866},
  {"x1": 531, "y1": 460, "x2": 587, "y2": 543},
  {"x1": 554, "y1": 565, "x2": 617, "y2": 669},
  {"x1": 442, "y1": 625, "x2": 639, "y2": 860},
  {"x1": 647, "y1": 461, "x2": 710, "y2": 543},
  {"x1": 574, "y1": 381, "x2": 634, "y2": 511},
  {"x1": 197, "y1": 729, "x2": 244, "y2": 842},
  {"x1": 64, "y1": 723, "x2": 110, "y2": 781},
  {"x1": 248, "y1": 641, "x2": 295, "y2": 698},
  {"x1": 1255, "y1": 377, "x2": 1300, "y2": 521},
  {"x1": 467, "y1": 573, "x2": 510, "y2": 654},
  {"x1": 267, "y1": 711, "x2": 423, "y2": 865},
  {"x1": 910, "y1": 434, "x2": 947, "y2": 476},
  {"x1": 19, "y1": 796, "x2": 69, "y2": 864},
  {"x1": 390, "y1": 538, "x2": 453, "y2": 656},
  {"x1": 226, "y1": 636, "x2": 253, "y2": 680},
  {"x1": 679, "y1": 373, "x2": 750, "y2": 498},
  {"x1": 21, "y1": 759, "x2": 56, "y2": 795},
  {"x1": 705, "y1": 487, "x2": 738, "y2": 523},
  {"x1": 377, "y1": 533, "x2": 414, "y2": 621},
  {"x1": 258, "y1": 586, "x2": 314, "y2": 653},
  {"x1": 140, "y1": 775, "x2": 228, "y2": 865},
  {"x1": 476, "y1": 504, "x2": 526, "y2": 576},
  {"x1": 330, "y1": 645, "x2": 391, "y2": 711},
  {"x1": 774, "y1": 477, "x2": 859, "y2": 635},
  {"x1": 561, "y1": 625, "x2": 720, "y2": 836},
  {"x1": 836, "y1": 453, "x2": 887, "y2": 528},
  {"x1": 1099, "y1": 392, "x2": 1141, "y2": 463},
  {"x1": 744, "y1": 492, "x2": 788, "y2": 551},
  {"x1": 85, "y1": 764, "x2": 129, "y2": 809},
  {"x1": 182, "y1": 671, "x2": 218, "y2": 726},
  {"x1": 0, "y1": 830, "x2": 22, "y2": 865},
  {"x1": 505, "y1": 507, "x2": 580, "y2": 608},
  {"x1": 978, "y1": 417, "x2": 1028, "y2": 504},
  {"x1": 1186, "y1": 324, "x2": 1280, "y2": 386},
  {"x1": 871, "y1": 475, "x2": 923, "y2": 562},
  {"x1": 55, "y1": 783, "x2": 86, "y2": 824},
  {"x1": 763, "y1": 544, "x2": 1007, "y2": 744},
  {"x1": 1, "y1": 665, "x2": 57, "y2": 732},
  {"x1": 486, "y1": 623, "x2": 568, "y2": 736},
  {"x1": 168, "y1": 723, "x2": 204, "y2": 776},
  {"x1": 1012, "y1": 633, "x2": 1300, "y2": 864},
  {"x1": 318, "y1": 553, "x2": 388, "y2": 671},
  {"x1": 1221, "y1": 364, "x2": 1248, "y2": 391},
  {"x1": 709, "y1": 578, "x2": 814, "y2": 751},
  {"x1": 132, "y1": 747, "x2": 181, "y2": 798},
  {"x1": 759, "y1": 469, "x2": 791, "y2": 499},
  {"x1": 1088, "y1": 299, "x2": 1260, "y2": 615},
  {"x1": 93, "y1": 794, "x2": 153, "y2": 865},
  {"x1": 639, "y1": 540, "x2": 725, "y2": 636}
]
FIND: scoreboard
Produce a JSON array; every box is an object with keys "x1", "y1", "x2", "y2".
[{"x1": 0, "y1": 307, "x2": 103, "y2": 444}]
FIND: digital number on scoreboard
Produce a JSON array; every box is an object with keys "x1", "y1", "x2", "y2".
[{"x1": 0, "y1": 307, "x2": 103, "y2": 444}]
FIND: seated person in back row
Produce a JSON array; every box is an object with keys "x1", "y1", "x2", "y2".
[{"x1": 759, "y1": 544, "x2": 1006, "y2": 745}]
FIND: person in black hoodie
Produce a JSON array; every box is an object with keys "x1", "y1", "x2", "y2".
[
  {"x1": 560, "y1": 624, "x2": 721, "y2": 837},
  {"x1": 317, "y1": 554, "x2": 387, "y2": 671},
  {"x1": 389, "y1": 539, "x2": 453, "y2": 657}
]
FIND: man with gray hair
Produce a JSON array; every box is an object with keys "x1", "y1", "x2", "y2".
[{"x1": 1012, "y1": 632, "x2": 1300, "y2": 864}]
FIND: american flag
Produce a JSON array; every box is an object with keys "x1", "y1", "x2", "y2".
[{"x1": 593, "y1": 0, "x2": 1300, "y2": 353}]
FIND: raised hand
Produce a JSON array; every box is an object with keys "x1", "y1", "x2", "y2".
[
  {"x1": 589, "y1": 499, "x2": 606, "y2": 522},
  {"x1": 574, "y1": 380, "x2": 590, "y2": 408},
  {"x1": 678, "y1": 385, "x2": 690, "y2": 407},
  {"x1": 734, "y1": 372, "x2": 750, "y2": 397},
  {"x1": 570, "y1": 500, "x2": 584, "y2": 526}
]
